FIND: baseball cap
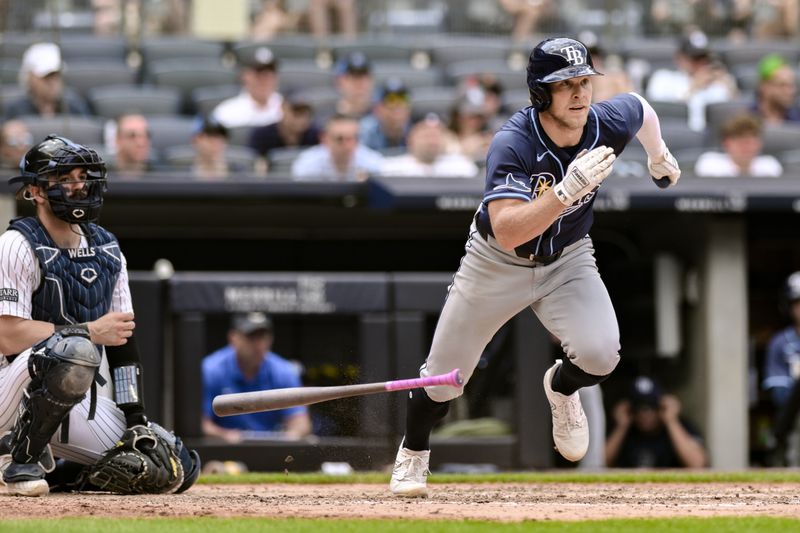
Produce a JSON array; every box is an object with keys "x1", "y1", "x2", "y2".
[
  {"x1": 758, "y1": 54, "x2": 788, "y2": 82},
  {"x1": 335, "y1": 51, "x2": 371, "y2": 76},
  {"x1": 231, "y1": 312, "x2": 273, "y2": 335},
  {"x1": 243, "y1": 46, "x2": 278, "y2": 71},
  {"x1": 630, "y1": 376, "x2": 663, "y2": 409},
  {"x1": 378, "y1": 77, "x2": 409, "y2": 105},
  {"x1": 21, "y1": 42, "x2": 62, "y2": 78},
  {"x1": 193, "y1": 115, "x2": 228, "y2": 138},
  {"x1": 679, "y1": 31, "x2": 710, "y2": 58}
]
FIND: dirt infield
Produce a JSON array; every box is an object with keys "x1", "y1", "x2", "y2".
[{"x1": 4, "y1": 483, "x2": 800, "y2": 521}]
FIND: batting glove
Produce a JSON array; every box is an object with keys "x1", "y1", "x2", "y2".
[
  {"x1": 648, "y1": 140, "x2": 681, "y2": 188},
  {"x1": 554, "y1": 145, "x2": 616, "y2": 206}
]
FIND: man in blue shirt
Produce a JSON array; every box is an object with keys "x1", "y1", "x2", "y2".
[
  {"x1": 389, "y1": 37, "x2": 681, "y2": 497},
  {"x1": 202, "y1": 312, "x2": 312, "y2": 441}
]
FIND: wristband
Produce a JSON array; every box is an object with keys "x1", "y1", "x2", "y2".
[{"x1": 55, "y1": 323, "x2": 91, "y2": 338}]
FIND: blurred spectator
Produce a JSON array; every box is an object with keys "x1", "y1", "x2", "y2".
[
  {"x1": 647, "y1": 2, "x2": 734, "y2": 38},
  {"x1": 308, "y1": 0, "x2": 357, "y2": 40},
  {"x1": 109, "y1": 113, "x2": 156, "y2": 177},
  {"x1": 202, "y1": 312, "x2": 312, "y2": 442},
  {"x1": 605, "y1": 376, "x2": 707, "y2": 468},
  {"x1": 450, "y1": 88, "x2": 495, "y2": 163},
  {"x1": 458, "y1": 74, "x2": 507, "y2": 130},
  {"x1": 359, "y1": 78, "x2": 412, "y2": 153},
  {"x1": 694, "y1": 113, "x2": 782, "y2": 178},
  {"x1": 191, "y1": 116, "x2": 242, "y2": 180},
  {"x1": 251, "y1": 0, "x2": 303, "y2": 39},
  {"x1": 379, "y1": 114, "x2": 479, "y2": 178},
  {"x1": 753, "y1": 54, "x2": 800, "y2": 126},
  {"x1": 5, "y1": 42, "x2": 91, "y2": 119},
  {"x1": 497, "y1": 0, "x2": 559, "y2": 43},
  {"x1": 93, "y1": 0, "x2": 122, "y2": 36},
  {"x1": 334, "y1": 52, "x2": 374, "y2": 120},
  {"x1": 249, "y1": 91, "x2": 320, "y2": 163},
  {"x1": 578, "y1": 30, "x2": 633, "y2": 103},
  {"x1": 292, "y1": 113, "x2": 383, "y2": 181},
  {"x1": 0, "y1": 120, "x2": 33, "y2": 170},
  {"x1": 645, "y1": 30, "x2": 738, "y2": 131},
  {"x1": 212, "y1": 46, "x2": 283, "y2": 129},
  {"x1": 753, "y1": 0, "x2": 800, "y2": 39}
]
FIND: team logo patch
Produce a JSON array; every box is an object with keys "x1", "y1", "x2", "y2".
[
  {"x1": 493, "y1": 172, "x2": 531, "y2": 193},
  {"x1": 561, "y1": 45, "x2": 585, "y2": 65},
  {"x1": 0, "y1": 288, "x2": 18, "y2": 302},
  {"x1": 532, "y1": 173, "x2": 556, "y2": 199},
  {"x1": 80, "y1": 268, "x2": 98, "y2": 284}
]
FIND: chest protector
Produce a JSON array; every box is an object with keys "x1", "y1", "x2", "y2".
[{"x1": 9, "y1": 217, "x2": 122, "y2": 325}]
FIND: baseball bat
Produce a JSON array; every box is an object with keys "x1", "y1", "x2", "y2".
[{"x1": 212, "y1": 368, "x2": 464, "y2": 417}]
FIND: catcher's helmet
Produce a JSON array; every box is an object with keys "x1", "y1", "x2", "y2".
[
  {"x1": 527, "y1": 37, "x2": 602, "y2": 111},
  {"x1": 9, "y1": 134, "x2": 107, "y2": 224}
]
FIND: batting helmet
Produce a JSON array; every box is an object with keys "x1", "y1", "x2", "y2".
[
  {"x1": 527, "y1": 37, "x2": 602, "y2": 111},
  {"x1": 9, "y1": 134, "x2": 107, "y2": 224}
]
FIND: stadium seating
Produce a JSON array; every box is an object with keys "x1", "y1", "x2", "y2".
[
  {"x1": 88, "y1": 85, "x2": 182, "y2": 119},
  {"x1": 20, "y1": 114, "x2": 105, "y2": 148}
]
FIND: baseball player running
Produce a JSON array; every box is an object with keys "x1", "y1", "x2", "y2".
[
  {"x1": 390, "y1": 37, "x2": 681, "y2": 497},
  {"x1": 0, "y1": 135, "x2": 200, "y2": 496}
]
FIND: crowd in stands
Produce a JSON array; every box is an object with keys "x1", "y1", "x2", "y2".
[{"x1": 0, "y1": 1, "x2": 799, "y2": 181}]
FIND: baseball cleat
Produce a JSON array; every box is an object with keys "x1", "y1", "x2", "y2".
[
  {"x1": 544, "y1": 360, "x2": 589, "y2": 462},
  {"x1": 389, "y1": 445, "x2": 430, "y2": 497},
  {"x1": 2, "y1": 462, "x2": 49, "y2": 497}
]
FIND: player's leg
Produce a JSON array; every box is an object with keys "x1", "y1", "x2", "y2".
[
  {"x1": 391, "y1": 227, "x2": 534, "y2": 496},
  {"x1": 531, "y1": 237, "x2": 620, "y2": 461}
]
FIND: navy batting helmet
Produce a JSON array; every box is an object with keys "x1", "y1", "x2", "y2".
[
  {"x1": 527, "y1": 37, "x2": 602, "y2": 111},
  {"x1": 9, "y1": 134, "x2": 107, "y2": 224}
]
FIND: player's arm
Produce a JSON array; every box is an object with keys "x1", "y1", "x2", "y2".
[
  {"x1": 604, "y1": 400, "x2": 632, "y2": 467},
  {"x1": 630, "y1": 92, "x2": 681, "y2": 187},
  {"x1": 201, "y1": 416, "x2": 243, "y2": 443},
  {"x1": 283, "y1": 411, "x2": 313, "y2": 439}
]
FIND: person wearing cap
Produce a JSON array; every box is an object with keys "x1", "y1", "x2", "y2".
[
  {"x1": 605, "y1": 376, "x2": 707, "y2": 468},
  {"x1": 291, "y1": 113, "x2": 383, "y2": 182},
  {"x1": 753, "y1": 54, "x2": 800, "y2": 126},
  {"x1": 694, "y1": 113, "x2": 782, "y2": 178},
  {"x1": 359, "y1": 77, "x2": 412, "y2": 153},
  {"x1": 211, "y1": 46, "x2": 284, "y2": 129},
  {"x1": 449, "y1": 87, "x2": 494, "y2": 163},
  {"x1": 5, "y1": 42, "x2": 91, "y2": 120},
  {"x1": 191, "y1": 116, "x2": 251, "y2": 180},
  {"x1": 249, "y1": 91, "x2": 320, "y2": 167},
  {"x1": 645, "y1": 30, "x2": 737, "y2": 131},
  {"x1": 379, "y1": 114, "x2": 478, "y2": 178},
  {"x1": 202, "y1": 312, "x2": 312, "y2": 442},
  {"x1": 334, "y1": 52, "x2": 374, "y2": 120}
]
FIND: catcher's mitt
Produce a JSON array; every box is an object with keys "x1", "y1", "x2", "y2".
[{"x1": 86, "y1": 424, "x2": 184, "y2": 494}]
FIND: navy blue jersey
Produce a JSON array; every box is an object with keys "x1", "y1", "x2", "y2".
[
  {"x1": 476, "y1": 93, "x2": 644, "y2": 257},
  {"x1": 763, "y1": 326, "x2": 800, "y2": 399}
]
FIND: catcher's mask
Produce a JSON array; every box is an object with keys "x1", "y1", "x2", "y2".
[
  {"x1": 9, "y1": 134, "x2": 107, "y2": 224},
  {"x1": 527, "y1": 37, "x2": 602, "y2": 111}
]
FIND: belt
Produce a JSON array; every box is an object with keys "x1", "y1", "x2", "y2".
[{"x1": 474, "y1": 212, "x2": 564, "y2": 265}]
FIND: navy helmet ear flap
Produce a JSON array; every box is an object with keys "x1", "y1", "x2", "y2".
[{"x1": 529, "y1": 83, "x2": 551, "y2": 111}]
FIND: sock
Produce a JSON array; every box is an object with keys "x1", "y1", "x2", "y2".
[
  {"x1": 402, "y1": 388, "x2": 450, "y2": 451},
  {"x1": 550, "y1": 357, "x2": 609, "y2": 396}
]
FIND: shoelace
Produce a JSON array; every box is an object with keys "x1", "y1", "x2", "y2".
[
  {"x1": 395, "y1": 455, "x2": 430, "y2": 481},
  {"x1": 554, "y1": 395, "x2": 585, "y2": 431}
]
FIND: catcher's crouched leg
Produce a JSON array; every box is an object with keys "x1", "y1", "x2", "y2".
[{"x1": 84, "y1": 422, "x2": 200, "y2": 494}]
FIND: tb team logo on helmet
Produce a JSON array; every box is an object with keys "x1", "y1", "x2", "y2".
[{"x1": 560, "y1": 45, "x2": 586, "y2": 66}]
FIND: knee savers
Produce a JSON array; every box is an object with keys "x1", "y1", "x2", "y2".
[{"x1": 9, "y1": 334, "x2": 100, "y2": 464}]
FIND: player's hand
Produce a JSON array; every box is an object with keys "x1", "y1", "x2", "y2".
[
  {"x1": 89, "y1": 311, "x2": 135, "y2": 346},
  {"x1": 554, "y1": 145, "x2": 616, "y2": 206},
  {"x1": 659, "y1": 394, "x2": 681, "y2": 423},
  {"x1": 648, "y1": 141, "x2": 681, "y2": 188}
]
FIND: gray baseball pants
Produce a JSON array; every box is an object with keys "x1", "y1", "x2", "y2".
[{"x1": 421, "y1": 220, "x2": 620, "y2": 402}]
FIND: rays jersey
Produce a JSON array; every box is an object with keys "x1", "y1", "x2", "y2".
[
  {"x1": 763, "y1": 326, "x2": 800, "y2": 403},
  {"x1": 475, "y1": 93, "x2": 644, "y2": 257}
]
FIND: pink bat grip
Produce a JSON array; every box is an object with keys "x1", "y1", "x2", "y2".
[{"x1": 384, "y1": 368, "x2": 463, "y2": 391}]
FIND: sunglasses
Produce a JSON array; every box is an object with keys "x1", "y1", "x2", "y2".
[{"x1": 330, "y1": 134, "x2": 357, "y2": 143}]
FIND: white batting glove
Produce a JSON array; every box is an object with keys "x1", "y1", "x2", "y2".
[
  {"x1": 554, "y1": 146, "x2": 616, "y2": 206},
  {"x1": 648, "y1": 141, "x2": 681, "y2": 188}
]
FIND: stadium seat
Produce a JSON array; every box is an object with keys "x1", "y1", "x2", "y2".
[
  {"x1": 278, "y1": 60, "x2": 335, "y2": 92},
  {"x1": 649, "y1": 100, "x2": 689, "y2": 122},
  {"x1": 149, "y1": 59, "x2": 238, "y2": 113},
  {"x1": 445, "y1": 60, "x2": 529, "y2": 91},
  {"x1": 0, "y1": 85, "x2": 26, "y2": 114},
  {"x1": 657, "y1": 121, "x2": 706, "y2": 152},
  {"x1": 503, "y1": 89, "x2": 532, "y2": 113},
  {"x1": 717, "y1": 41, "x2": 800, "y2": 72},
  {"x1": 88, "y1": 85, "x2": 182, "y2": 119},
  {"x1": 266, "y1": 146, "x2": 305, "y2": 175},
  {"x1": 163, "y1": 144, "x2": 258, "y2": 172},
  {"x1": 62, "y1": 61, "x2": 138, "y2": 99},
  {"x1": 409, "y1": 85, "x2": 459, "y2": 121},
  {"x1": 139, "y1": 37, "x2": 225, "y2": 63},
  {"x1": 762, "y1": 124, "x2": 800, "y2": 156},
  {"x1": 618, "y1": 37, "x2": 677, "y2": 74},
  {"x1": 372, "y1": 61, "x2": 443, "y2": 88},
  {"x1": 331, "y1": 36, "x2": 420, "y2": 62},
  {"x1": 20, "y1": 115, "x2": 105, "y2": 148},
  {"x1": 704, "y1": 100, "x2": 751, "y2": 146},
  {"x1": 0, "y1": 33, "x2": 41, "y2": 61},
  {"x1": 234, "y1": 38, "x2": 319, "y2": 62},
  {"x1": 227, "y1": 126, "x2": 255, "y2": 147},
  {"x1": 59, "y1": 35, "x2": 128, "y2": 62},
  {"x1": 145, "y1": 114, "x2": 197, "y2": 152},
  {"x1": 0, "y1": 59, "x2": 20, "y2": 85},
  {"x1": 426, "y1": 36, "x2": 510, "y2": 65},
  {"x1": 190, "y1": 84, "x2": 242, "y2": 116}
]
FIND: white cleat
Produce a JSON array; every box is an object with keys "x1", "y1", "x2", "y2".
[
  {"x1": 389, "y1": 445, "x2": 430, "y2": 497},
  {"x1": 543, "y1": 360, "x2": 589, "y2": 462},
  {"x1": 4, "y1": 478, "x2": 49, "y2": 497}
]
